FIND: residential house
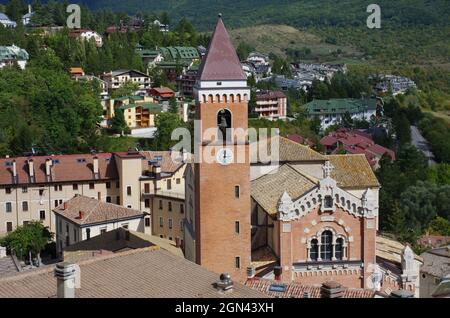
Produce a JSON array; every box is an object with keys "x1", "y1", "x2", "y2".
[
  {"x1": 54, "y1": 195, "x2": 148, "y2": 254},
  {"x1": 176, "y1": 65, "x2": 199, "y2": 97},
  {"x1": 0, "y1": 13, "x2": 16, "y2": 28},
  {"x1": 149, "y1": 86, "x2": 175, "y2": 101},
  {"x1": 0, "y1": 45, "x2": 29, "y2": 70},
  {"x1": 255, "y1": 90, "x2": 287, "y2": 120},
  {"x1": 247, "y1": 52, "x2": 270, "y2": 66},
  {"x1": 108, "y1": 95, "x2": 161, "y2": 129},
  {"x1": 0, "y1": 247, "x2": 265, "y2": 298},
  {"x1": 157, "y1": 60, "x2": 193, "y2": 82},
  {"x1": 69, "y1": 67, "x2": 85, "y2": 78},
  {"x1": 304, "y1": 98, "x2": 379, "y2": 130},
  {"x1": 69, "y1": 29, "x2": 103, "y2": 47},
  {"x1": 320, "y1": 128, "x2": 395, "y2": 169},
  {"x1": 153, "y1": 19, "x2": 169, "y2": 32},
  {"x1": 137, "y1": 48, "x2": 164, "y2": 69},
  {"x1": 159, "y1": 47, "x2": 200, "y2": 62},
  {"x1": 420, "y1": 245, "x2": 450, "y2": 298},
  {"x1": 101, "y1": 69, "x2": 151, "y2": 92},
  {"x1": 374, "y1": 75, "x2": 416, "y2": 96},
  {"x1": 22, "y1": 5, "x2": 34, "y2": 26}
]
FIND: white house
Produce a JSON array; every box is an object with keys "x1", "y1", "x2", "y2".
[
  {"x1": 70, "y1": 29, "x2": 103, "y2": 47},
  {"x1": 0, "y1": 45, "x2": 29, "y2": 70},
  {"x1": 22, "y1": 5, "x2": 34, "y2": 26},
  {"x1": 0, "y1": 13, "x2": 16, "y2": 28},
  {"x1": 54, "y1": 195, "x2": 148, "y2": 255}
]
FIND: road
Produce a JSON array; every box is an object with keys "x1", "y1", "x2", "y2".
[{"x1": 410, "y1": 125, "x2": 436, "y2": 166}]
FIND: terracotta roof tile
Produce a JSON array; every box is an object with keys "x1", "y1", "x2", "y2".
[
  {"x1": 53, "y1": 195, "x2": 143, "y2": 226},
  {"x1": 199, "y1": 17, "x2": 246, "y2": 81},
  {"x1": 0, "y1": 248, "x2": 267, "y2": 298},
  {"x1": 142, "y1": 151, "x2": 184, "y2": 174}
]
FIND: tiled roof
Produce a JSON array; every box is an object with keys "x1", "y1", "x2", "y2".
[
  {"x1": 376, "y1": 235, "x2": 423, "y2": 266},
  {"x1": 63, "y1": 228, "x2": 183, "y2": 263},
  {"x1": 53, "y1": 195, "x2": 143, "y2": 226},
  {"x1": 0, "y1": 248, "x2": 266, "y2": 298},
  {"x1": 251, "y1": 164, "x2": 316, "y2": 216},
  {"x1": 256, "y1": 90, "x2": 286, "y2": 100},
  {"x1": 304, "y1": 98, "x2": 377, "y2": 115},
  {"x1": 69, "y1": 67, "x2": 84, "y2": 74},
  {"x1": 245, "y1": 279, "x2": 375, "y2": 298},
  {"x1": 150, "y1": 86, "x2": 174, "y2": 94},
  {"x1": 142, "y1": 151, "x2": 184, "y2": 174},
  {"x1": 327, "y1": 154, "x2": 380, "y2": 188},
  {"x1": 0, "y1": 153, "x2": 118, "y2": 186},
  {"x1": 198, "y1": 17, "x2": 247, "y2": 81},
  {"x1": 418, "y1": 235, "x2": 450, "y2": 249},
  {"x1": 251, "y1": 136, "x2": 326, "y2": 163},
  {"x1": 0, "y1": 256, "x2": 19, "y2": 277},
  {"x1": 421, "y1": 246, "x2": 450, "y2": 277}
]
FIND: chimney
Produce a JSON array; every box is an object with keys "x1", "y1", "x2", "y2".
[
  {"x1": 247, "y1": 266, "x2": 256, "y2": 280},
  {"x1": 54, "y1": 262, "x2": 78, "y2": 298},
  {"x1": 321, "y1": 281, "x2": 344, "y2": 298},
  {"x1": 63, "y1": 202, "x2": 68, "y2": 210},
  {"x1": 215, "y1": 273, "x2": 234, "y2": 292},
  {"x1": 28, "y1": 4, "x2": 32, "y2": 14},
  {"x1": 390, "y1": 289, "x2": 414, "y2": 298},
  {"x1": 45, "y1": 158, "x2": 52, "y2": 180},
  {"x1": 12, "y1": 160, "x2": 17, "y2": 183},
  {"x1": 93, "y1": 156, "x2": 99, "y2": 179},
  {"x1": 79, "y1": 211, "x2": 85, "y2": 220},
  {"x1": 274, "y1": 266, "x2": 282, "y2": 281},
  {"x1": 153, "y1": 163, "x2": 161, "y2": 179},
  {"x1": 28, "y1": 159, "x2": 34, "y2": 182}
]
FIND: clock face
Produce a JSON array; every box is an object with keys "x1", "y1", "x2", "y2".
[{"x1": 216, "y1": 148, "x2": 234, "y2": 165}]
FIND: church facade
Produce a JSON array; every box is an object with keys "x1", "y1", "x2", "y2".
[{"x1": 183, "y1": 15, "x2": 421, "y2": 296}]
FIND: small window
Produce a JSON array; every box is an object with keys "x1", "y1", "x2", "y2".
[
  {"x1": 73, "y1": 184, "x2": 78, "y2": 191},
  {"x1": 324, "y1": 196, "x2": 333, "y2": 209},
  {"x1": 106, "y1": 196, "x2": 111, "y2": 203},
  {"x1": 22, "y1": 201, "x2": 28, "y2": 212},
  {"x1": 335, "y1": 238, "x2": 344, "y2": 260},
  {"x1": 127, "y1": 205, "x2": 132, "y2": 209},
  {"x1": 106, "y1": 182, "x2": 111, "y2": 189},
  {"x1": 122, "y1": 224, "x2": 129, "y2": 230},
  {"x1": 116, "y1": 196, "x2": 120, "y2": 205},
  {"x1": 235, "y1": 256, "x2": 241, "y2": 269},
  {"x1": 169, "y1": 218, "x2": 173, "y2": 229},
  {"x1": 310, "y1": 239, "x2": 319, "y2": 261},
  {"x1": 116, "y1": 182, "x2": 120, "y2": 188},
  {"x1": 145, "y1": 218, "x2": 150, "y2": 227},
  {"x1": 5, "y1": 202, "x2": 12, "y2": 213},
  {"x1": 235, "y1": 186, "x2": 240, "y2": 199},
  {"x1": 159, "y1": 217, "x2": 163, "y2": 228},
  {"x1": 54, "y1": 200, "x2": 58, "y2": 207},
  {"x1": 168, "y1": 202, "x2": 172, "y2": 212},
  {"x1": 6, "y1": 222, "x2": 13, "y2": 232},
  {"x1": 217, "y1": 81, "x2": 222, "y2": 86},
  {"x1": 167, "y1": 179, "x2": 172, "y2": 190},
  {"x1": 144, "y1": 183, "x2": 150, "y2": 193},
  {"x1": 89, "y1": 183, "x2": 95, "y2": 190},
  {"x1": 39, "y1": 189, "x2": 44, "y2": 196},
  {"x1": 176, "y1": 178, "x2": 181, "y2": 185},
  {"x1": 54, "y1": 185, "x2": 58, "y2": 191},
  {"x1": 127, "y1": 186, "x2": 132, "y2": 196},
  {"x1": 59, "y1": 185, "x2": 62, "y2": 191},
  {"x1": 321, "y1": 231, "x2": 333, "y2": 261},
  {"x1": 145, "y1": 199, "x2": 150, "y2": 208},
  {"x1": 86, "y1": 228, "x2": 91, "y2": 240},
  {"x1": 235, "y1": 221, "x2": 240, "y2": 234},
  {"x1": 5, "y1": 187, "x2": 11, "y2": 194},
  {"x1": 159, "y1": 200, "x2": 163, "y2": 209},
  {"x1": 180, "y1": 204, "x2": 184, "y2": 214},
  {"x1": 22, "y1": 187, "x2": 28, "y2": 193}
]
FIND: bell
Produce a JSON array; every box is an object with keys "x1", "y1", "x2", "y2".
[{"x1": 219, "y1": 115, "x2": 228, "y2": 129}]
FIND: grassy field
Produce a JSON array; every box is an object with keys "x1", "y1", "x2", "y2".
[
  {"x1": 424, "y1": 110, "x2": 450, "y2": 127},
  {"x1": 229, "y1": 24, "x2": 364, "y2": 64}
]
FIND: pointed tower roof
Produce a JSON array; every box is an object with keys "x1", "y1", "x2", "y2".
[{"x1": 198, "y1": 15, "x2": 247, "y2": 81}]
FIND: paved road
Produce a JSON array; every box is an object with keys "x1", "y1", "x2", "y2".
[{"x1": 410, "y1": 125, "x2": 436, "y2": 166}]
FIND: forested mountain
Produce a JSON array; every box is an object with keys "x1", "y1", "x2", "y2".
[{"x1": 2, "y1": 0, "x2": 450, "y2": 30}]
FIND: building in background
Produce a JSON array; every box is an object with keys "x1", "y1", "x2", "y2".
[
  {"x1": 0, "y1": 13, "x2": 16, "y2": 28},
  {"x1": 149, "y1": 86, "x2": 175, "y2": 101},
  {"x1": 255, "y1": 90, "x2": 287, "y2": 120},
  {"x1": 304, "y1": 98, "x2": 379, "y2": 130},
  {"x1": 22, "y1": 5, "x2": 34, "y2": 26},
  {"x1": 420, "y1": 245, "x2": 450, "y2": 298},
  {"x1": 374, "y1": 75, "x2": 416, "y2": 96},
  {"x1": 0, "y1": 45, "x2": 29, "y2": 70},
  {"x1": 101, "y1": 69, "x2": 151, "y2": 93},
  {"x1": 69, "y1": 29, "x2": 103, "y2": 47}
]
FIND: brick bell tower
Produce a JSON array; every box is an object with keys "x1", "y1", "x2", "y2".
[{"x1": 193, "y1": 14, "x2": 251, "y2": 282}]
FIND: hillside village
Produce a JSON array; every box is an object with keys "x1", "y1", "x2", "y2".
[{"x1": 0, "y1": 1, "x2": 450, "y2": 300}]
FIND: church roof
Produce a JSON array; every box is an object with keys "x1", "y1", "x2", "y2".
[
  {"x1": 198, "y1": 16, "x2": 247, "y2": 81},
  {"x1": 327, "y1": 154, "x2": 380, "y2": 188}
]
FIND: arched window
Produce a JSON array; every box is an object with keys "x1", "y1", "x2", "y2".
[
  {"x1": 208, "y1": 95, "x2": 213, "y2": 103},
  {"x1": 202, "y1": 94, "x2": 206, "y2": 103},
  {"x1": 222, "y1": 94, "x2": 228, "y2": 103},
  {"x1": 217, "y1": 109, "x2": 232, "y2": 143},
  {"x1": 320, "y1": 230, "x2": 333, "y2": 261},
  {"x1": 230, "y1": 94, "x2": 235, "y2": 103},
  {"x1": 310, "y1": 239, "x2": 319, "y2": 261},
  {"x1": 236, "y1": 94, "x2": 241, "y2": 102},
  {"x1": 335, "y1": 238, "x2": 343, "y2": 260},
  {"x1": 216, "y1": 94, "x2": 220, "y2": 103}
]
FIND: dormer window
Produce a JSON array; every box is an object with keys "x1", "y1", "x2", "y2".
[
  {"x1": 324, "y1": 195, "x2": 333, "y2": 209},
  {"x1": 217, "y1": 81, "x2": 222, "y2": 86}
]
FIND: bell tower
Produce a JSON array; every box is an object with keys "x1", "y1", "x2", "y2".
[{"x1": 193, "y1": 15, "x2": 251, "y2": 281}]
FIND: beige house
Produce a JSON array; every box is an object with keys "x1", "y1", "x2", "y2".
[
  {"x1": 0, "y1": 150, "x2": 187, "y2": 248},
  {"x1": 54, "y1": 195, "x2": 148, "y2": 254},
  {"x1": 101, "y1": 69, "x2": 151, "y2": 92}
]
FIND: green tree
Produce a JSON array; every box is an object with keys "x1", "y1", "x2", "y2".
[
  {"x1": 236, "y1": 42, "x2": 254, "y2": 61},
  {"x1": 427, "y1": 217, "x2": 450, "y2": 236},
  {"x1": 111, "y1": 82, "x2": 139, "y2": 99},
  {"x1": 111, "y1": 108, "x2": 130, "y2": 135},
  {"x1": 0, "y1": 221, "x2": 53, "y2": 265},
  {"x1": 153, "y1": 112, "x2": 184, "y2": 150},
  {"x1": 169, "y1": 96, "x2": 178, "y2": 114}
]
